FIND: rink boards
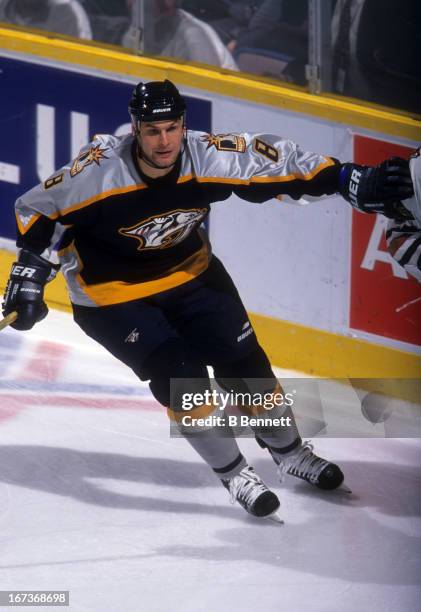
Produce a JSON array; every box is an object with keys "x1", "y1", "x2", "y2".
[{"x1": 0, "y1": 27, "x2": 420, "y2": 377}]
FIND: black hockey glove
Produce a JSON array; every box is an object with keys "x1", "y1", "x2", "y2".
[
  {"x1": 2, "y1": 250, "x2": 54, "y2": 331},
  {"x1": 339, "y1": 157, "x2": 414, "y2": 219}
]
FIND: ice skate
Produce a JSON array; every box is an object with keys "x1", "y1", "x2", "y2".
[
  {"x1": 222, "y1": 465, "x2": 282, "y2": 522},
  {"x1": 257, "y1": 437, "x2": 350, "y2": 492}
]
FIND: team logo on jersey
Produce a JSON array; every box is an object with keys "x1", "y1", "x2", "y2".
[
  {"x1": 125, "y1": 328, "x2": 140, "y2": 343},
  {"x1": 237, "y1": 321, "x2": 254, "y2": 343},
  {"x1": 70, "y1": 144, "x2": 108, "y2": 177},
  {"x1": 202, "y1": 133, "x2": 247, "y2": 153},
  {"x1": 18, "y1": 213, "x2": 34, "y2": 228},
  {"x1": 119, "y1": 208, "x2": 207, "y2": 251}
]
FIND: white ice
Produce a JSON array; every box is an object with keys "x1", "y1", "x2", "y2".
[{"x1": 0, "y1": 310, "x2": 420, "y2": 612}]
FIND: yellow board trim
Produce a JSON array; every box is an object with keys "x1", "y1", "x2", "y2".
[
  {"x1": 249, "y1": 313, "x2": 421, "y2": 379},
  {"x1": 1, "y1": 248, "x2": 419, "y2": 379},
  {"x1": 0, "y1": 26, "x2": 420, "y2": 141}
]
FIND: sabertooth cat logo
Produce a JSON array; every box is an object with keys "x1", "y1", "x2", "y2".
[{"x1": 119, "y1": 208, "x2": 207, "y2": 251}]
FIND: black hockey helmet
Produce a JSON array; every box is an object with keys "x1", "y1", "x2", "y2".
[{"x1": 128, "y1": 79, "x2": 186, "y2": 127}]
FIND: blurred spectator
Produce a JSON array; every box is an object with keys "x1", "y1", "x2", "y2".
[
  {"x1": 123, "y1": 0, "x2": 238, "y2": 71},
  {"x1": 181, "y1": 0, "x2": 233, "y2": 25},
  {"x1": 231, "y1": 0, "x2": 309, "y2": 85},
  {"x1": 182, "y1": 1, "x2": 260, "y2": 46},
  {"x1": 80, "y1": 0, "x2": 130, "y2": 44},
  {"x1": 0, "y1": 0, "x2": 92, "y2": 39},
  {"x1": 82, "y1": 0, "x2": 127, "y2": 15},
  {"x1": 332, "y1": 0, "x2": 420, "y2": 114}
]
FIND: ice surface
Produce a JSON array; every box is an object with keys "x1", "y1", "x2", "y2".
[{"x1": 0, "y1": 310, "x2": 420, "y2": 612}]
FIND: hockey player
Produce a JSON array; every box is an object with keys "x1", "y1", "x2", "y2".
[
  {"x1": 385, "y1": 149, "x2": 421, "y2": 281},
  {"x1": 2, "y1": 80, "x2": 414, "y2": 521}
]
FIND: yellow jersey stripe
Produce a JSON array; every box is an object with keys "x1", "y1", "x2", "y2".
[{"x1": 70, "y1": 240, "x2": 211, "y2": 305}]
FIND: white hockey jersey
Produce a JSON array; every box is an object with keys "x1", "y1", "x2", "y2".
[{"x1": 386, "y1": 149, "x2": 421, "y2": 281}]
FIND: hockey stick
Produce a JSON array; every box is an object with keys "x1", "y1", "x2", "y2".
[{"x1": 0, "y1": 311, "x2": 18, "y2": 331}]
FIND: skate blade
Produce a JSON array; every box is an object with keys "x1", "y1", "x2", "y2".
[
  {"x1": 339, "y1": 483, "x2": 352, "y2": 494},
  {"x1": 266, "y1": 510, "x2": 284, "y2": 524}
]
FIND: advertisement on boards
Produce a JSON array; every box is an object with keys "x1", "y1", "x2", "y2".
[
  {"x1": 0, "y1": 55, "x2": 211, "y2": 241},
  {"x1": 350, "y1": 135, "x2": 420, "y2": 347}
]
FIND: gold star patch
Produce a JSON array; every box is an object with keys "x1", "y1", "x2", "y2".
[{"x1": 70, "y1": 144, "x2": 108, "y2": 177}]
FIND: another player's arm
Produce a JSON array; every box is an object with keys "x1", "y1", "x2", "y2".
[{"x1": 386, "y1": 219, "x2": 421, "y2": 281}]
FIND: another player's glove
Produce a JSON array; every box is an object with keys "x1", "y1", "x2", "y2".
[
  {"x1": 2, "y1": 250, "x2": 54, "y2": 331},
  {"x1": 339, "y1": 157, "x2": 414, "y2": 219}
]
